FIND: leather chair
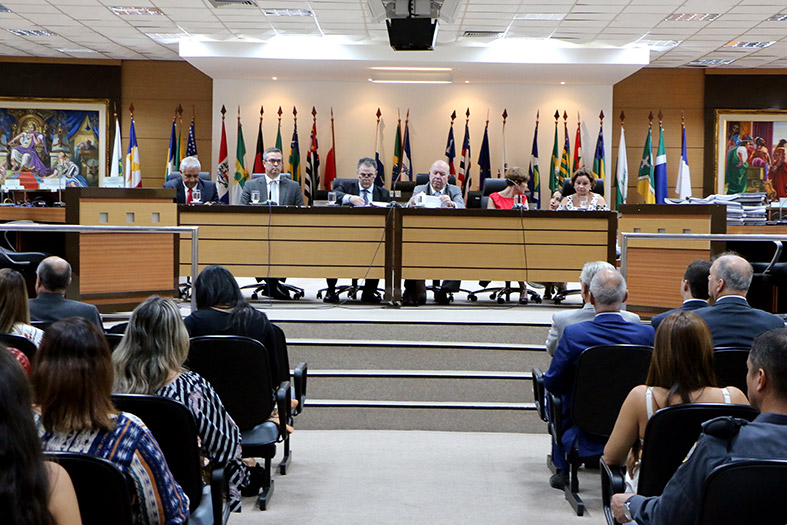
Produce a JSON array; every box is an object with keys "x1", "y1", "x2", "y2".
[
  {"x1": 414, "y1": 173, "x2": 456, "y2": 186},
  {"x1": 187, "y1": 335, "x2": 290, "y2": 510},
  {"x1": 107, "y1": 321, "x2": 128, "y2": 334},
  {"x1": 600, "y1": 403, "x2": 758, "y2": 525},
  {"x1": 112, "y1": 394, "x2": 229, "y2": 525},
  {"x1": 166, "y1": 171, "x2": 211, "y2": 182},
  {"x1": 713, "y1": 347, "x2": 750, "y2": 394},
  {"x1": 104, "y1": 333, "x2": 123, "y2": 352},
  {"x1": 0, "y1": 220, "x2": 48, "y2": 296},
  {"x1": 0, "y1": 332, "x2": 37, "y2": 361},
  {"x1": 748, "y1": 240, "x2": 787, "y2": 312},
  {"x1": 45, "y1": 451, "x2": 134, "y2": 525}
]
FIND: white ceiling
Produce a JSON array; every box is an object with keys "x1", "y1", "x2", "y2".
[{"x1": 2, "y1": 0, "x2": 787, "y2": 75}]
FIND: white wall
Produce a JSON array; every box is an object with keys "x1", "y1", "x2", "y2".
[{"x1": 213, "y1": 79, "x2": 613, "y2": 206}]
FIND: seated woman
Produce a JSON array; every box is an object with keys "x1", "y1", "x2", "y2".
[
  {"x1": 602, "y1": 310, "x2": 748, "y2": 492},
  {"x1": 486, "y1": 167, "x2": 529, "y2": 210},
  {"x1": 557, "y1": 167, "x2": 608, "y2": 211},
  {"x1": 113, "y1": 295, "x2": 248, "y2": 512},
  {"x1": 31, "y1": 318, "x2": 189, "y2": 524},
  {"x1": 0, "y1": 268, "x2": 44, "y2": 347},
  {"x1": 0, "y1": 345, "x2": 81, "y2": 525}
]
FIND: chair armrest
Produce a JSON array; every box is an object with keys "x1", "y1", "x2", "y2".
[
  {"x1": 0, "y1": 247, "x2": 30, "y2": 265},
  {"x1": 531, "y1": 367, "x2": 547, "y2": 422},
  {"x1": 293, "y1": 362, "x2": 307, "y2": 416},
  {"x1": 275, "y1": 381, "x2": 292, "y2": 440},
  {"x1": 209, "y1": 466, "x2": 228, "y2": 525},
  {"x1": 600, "y1": 457, "x2": 627, "y2": 525},
  {"x1": 547, "y1": 391, "x2": 563, "y2": 442}
]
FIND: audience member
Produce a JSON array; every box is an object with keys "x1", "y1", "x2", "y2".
[
  {"x1": 113, "y1": 296, "x2": 248, "y2": 512},
  {"x1": 612, "y1": 327, "x2": 787, "y2": 524},
  {"x1": 163, "y1": 155, "x2": 218, "y2": 204},
  {"x1": 31, "y1": 318, "x2": 189, "y2": 524},
  {"x1": 603, "y1": 310, "x2": 748, "y2": 492},
  {"x1": 0, "y1": 268, "x2": 44, "y2": 347},
  {"x1": 557, "y1": 168, "x2": 608, "y2": 211},
  {"x1": 0, "y1": 347, "x2": 81, "y2": 524},
  {"x1": 694, "y1": 253, "x2": 784, "y2": 348},
  {"x1": 28, "y1": 256, "x2": 102, "y2": 329},
  {"x1": 545, "y1": 261, "x2": 640, "y2": 356},
  {"x1": 650, "y1": 259, "x2": 712, "y2": 330},
  {"x1": 544, "y1": 269, "x2": 655, "y2": 489},
  {"x1": 4, "y1": 343, "x2": 31, "y2": 374}
]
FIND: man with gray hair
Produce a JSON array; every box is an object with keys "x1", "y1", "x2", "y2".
[
  {"x1": 545, "y1": 261, "x2": 640, "y2": 356},
  {"x1": 543, "y1": 269, "x2": 654, "y2": 489},
  {"x1": 694, "y1": 252, "x2": 783, "y2": 348},
  {"x1": 28, "y1": 256, "x2": 102, "y2": 328},
  {"x1": 163, "y1": 155, "x2": 218, "y2": 204}
]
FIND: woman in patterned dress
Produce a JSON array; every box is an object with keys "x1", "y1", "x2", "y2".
[{"x1": 557, "y1": 167, "x2": 608, "y2": 211}]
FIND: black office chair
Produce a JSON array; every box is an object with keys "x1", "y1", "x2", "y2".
[
  {"x1": 535, "y1": 344, "x2": 653, "y2": 515},
  {"x1": 713, "y1": 347, "x2": 750, "y2": 394},
  {"x1": 104, "y1": 333, "x2": 124, "y2": 352},
  {"x1": 0, "y1": 220, "x2": 49, "y2": 295},
  {"x1": 696, "y1": 459, "x2": 787, "y2": 524},
  {"x1": 107, "y1": 322, "x2": 128, "y2": 334},
  {"x1": 30, "y1": 320, "x2": 51, "y2": 332},
  {"x1": 560, "y1": 178, "x2": 605, "y2": 198},
  {"x1": 600, "y1": 403, "x2": 758, "y2": 525},
  {"x1": 747, "y1": 240, "x2": 787, "y2": 312},
  {"x1": 112, "y1": 394, "x2": 228, "y2": 525},
  {"x1": 187, "y1": 335, "x2": 290, "y2": 510},
  {"x1": 45, "y1": 451, "x2": 134, "y2": 525},
  {"x1": 414, "y1": 173, "x2": 457, "y2": 186},
  {"x1": 166, "y1": 171, "x2": 212, "y2": 182},
  {"x1": 0, "y1": 332, "x2": 37, "y2": 362}
]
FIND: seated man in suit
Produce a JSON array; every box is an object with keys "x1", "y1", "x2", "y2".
[
  {"x1": 694, "y1": 253, "x2": 784, "y2": 348},
  {"x1": 545, "y1": 261, "x2": 641, "y2": 356},
  {"x1": 240, "y1": 147, "x2": 304, "y2": 300},
  {"x1": 28, "y1": 256, "x2": 102, "y2": 328},
  {"x1": 612, "y1": 327, "x2": 787, "y2": 525},
  {"x1": 324, "y1": 157, "x2": 391, "y2": 304},
  {"x1": 651, "y1": 259, "x2": 712, "y2": 330},
  {"x1": 163, "y1": 155, "x2": 218, "y2": 204},
  {"x1": 544, "y1": 269, "x2": 655, "y2": 489},
  {"x1": 403, "y1": 160, "x2": 465, "y2": 306}
]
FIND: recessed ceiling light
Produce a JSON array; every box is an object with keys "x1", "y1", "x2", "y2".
[
  {"x1": 724, "y1": 40, "x2": 774, "y2": 49},
  {"x1": 664, "y1": 13, "x2": 720, "y2": 22},
  {"x1": 0, "y1": 4, "x2": 10, "y2": 13},
  {"x1": 514, "y1": 13, "x2": 565, "y2": 21},
  {"x1": 464, "y1": 80, "x2": 470, "y2": 84},
  {"x1": 369, "y1": 80, "x2": 452, "y2": 84},
  {"x1": 272, "y1": 76, "x2": 278, "y2": 80},
  {"x1": 370, "y1": 67, "x2": 453, "y2": 72},
  {"x1": 560, "y1": 81, "x2": 566, "y2": 85},
  {"x1": 688, "y1": 58, "x2": 734, "y2": 66},
  {"x1": 109, "y1": 6, "x2": 163, "y2": 16},
  {"x1": 145, "y1": 32, "x2": 189, "y2": 43},
  {"x1": 57, "y1": 48, "x2": 97, "y2": 53},
  {"x1": 766, "y1": 14, "x2": 787, "y2": 21},
  {"x1": 263, "y1": 8, "x2": 312, "y2": 17},
  {"x1": 463, "y1": 30, "x2": 504, "y2": 38},
  {"x1": 636, "y1": 39, "x2": 681, "y2": 51},
  {"x1": 7, "y1": 29, "x2": 55, "y2": 37}
]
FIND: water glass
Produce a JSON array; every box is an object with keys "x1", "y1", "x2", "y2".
[
  {"x1": 251, "y1": 190, "x2": 261, "y2": 204},
  {"x1": 327, "y1": 191, "x2": 337, "y2": 204},
  {"x1": 192, "y1": 188, "x2": 202, "y2": 204}
]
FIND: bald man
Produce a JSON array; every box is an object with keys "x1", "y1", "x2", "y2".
[
  {"x1": 28, "y1": 256, "x2": 102, "y2": 328},
  {"x1": 694, "y1": 253, "x2": 784, "y2": 348}
]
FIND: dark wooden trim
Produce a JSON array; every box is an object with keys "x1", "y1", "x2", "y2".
[{"x1": 393, "y1": 206, "x2": 403, "y2": 302}]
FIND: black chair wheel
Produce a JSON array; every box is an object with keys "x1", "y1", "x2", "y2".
[
  {"x1": 490, "y1": 292, "x2": 498, "y2": 300},
  {"x1": 468, "y1": 295, "x2": 478, "y2": 302},
  {"x1": 553, "y1": 298, "x2": 563, "y2": 305},
  {"x1": 316, "y1": 292, "x2": 322, "y2": 299},
  {"x1": 251, "y1": 293, "x2": 259, "y2": 300},
  {"x1": 534, "y1": 296, "x2": 543, "y2": 304},
  {"x1": 497, "y1": 296, "x2": 506, "y2": 304}
]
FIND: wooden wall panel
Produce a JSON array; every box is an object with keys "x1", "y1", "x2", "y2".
[
  {"x1": 625, "y1": 247, "x2": 709, "y2": 314},
  {"x1": 79, "y1": 234, "x2": 174, "y2": 294}
]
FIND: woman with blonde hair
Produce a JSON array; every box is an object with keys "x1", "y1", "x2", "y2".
[{"x1": 0, "y1": 268, "x2": 44, "y2": 346}]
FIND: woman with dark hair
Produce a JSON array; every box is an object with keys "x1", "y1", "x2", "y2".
[
  {"x1": 0, "y1": 268, "x2": 44, "y2": 346},
  {"x1": 602, "y1": 310, "x2": 748, "y2": 492},
  {"x1": 31, "y1": 318, "x2": 189, "y2": 525},
  {"x1": 557, "y1": 167, "x2": 608, "y2": 210},
  {"x1": 486, "y1": 167, "x2": 530, "y2": 210},
  {"x1": 114, "y1": 296, "x2": 247, "y2": 512},
  {"x1": 0, "y1": 345, "x2": 80, "y2": 524}
]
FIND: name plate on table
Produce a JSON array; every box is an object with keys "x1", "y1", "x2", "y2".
[
  {"x1": 2, "y1": 179, "x2": 22, "y2": 190},
  {"x1": 39, "y1": 178, "x2": 65, "y2": 190},
  {"x1": 103, "y1": 176, "x2": 125, "y2": 188}
]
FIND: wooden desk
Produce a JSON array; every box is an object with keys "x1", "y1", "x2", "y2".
[{"x1": 0, "y1": 206, "x2": 66, "y2": 223}]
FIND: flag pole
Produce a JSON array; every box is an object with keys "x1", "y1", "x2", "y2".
[{"x1": 501, "y1": 108, "x2": 508, "y2": 177}]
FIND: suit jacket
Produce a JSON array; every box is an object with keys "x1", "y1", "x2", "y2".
[
  {"x1": 335, "y1": 181, "x2": 391, "y2": 204},
  {"x1": 694, "y1": 296, "x2": 784, "y2": 348},
  {"x1": 29, "y1": 292, "x2": 102, "y2": 328},
  {"x1": 650, "y1": 299, "x2": 708, "y2": 331},
  {"x1": 544, "y1": 313, "x2": 655, "y2": 459},
  {"x1": 163, "y1": 178, "x2": 218, "y2": 204},
  {"x1": 545, "y1": 303, "x2": 641, "y2": 356},
  {"x1": 412, "y1": 183, "x2": 465, "y2": 208},
  {"x1": 240, "y1": 176, "x2": 304, "y2": 206}
]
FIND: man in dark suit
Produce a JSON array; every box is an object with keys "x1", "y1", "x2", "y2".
[
  {"x1": 163, "y1": 155, "x2": 218, "y2": 204},
  {"x1": 544, "y1": 269, "x2": 655, "y2": 489},
  {"x1": 651, "y1": 259, "x2": 712, "y2": 330},
  {"x1": 324, "y1": 157, "x2": 391, "y2": 304},
  {"x1": 694, "y1": 253, "x2": 784, "y2": 348},
  {"x1": 28, "y1": 256, "x2": 102, "y2": 328},
  {"x1": 403, "y1": 160, "x2": 465, "y2": 306}
]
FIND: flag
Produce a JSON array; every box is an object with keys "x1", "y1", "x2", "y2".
[
  {"x1": 549, "y1": 120, "x2": 560, "y2": 192},
  {"x1": 401, "y1": 118, "x2": 412, "y2": 182},
  {"x1": 288, "y1": 120, "x2": 301, "y2": 184},
  {"x1": 305, "y1": 117, "x2": 319, "y2": 205},
  {"x1": 528, "y1": 122, "x2": 540, "y2": 208},
  {"x1": 231, "y1": 116, "x2": 249, "y2": 205},
  {"x1": 676, "y1": 124, "x2": 692, "y2": 199},
  {"x1": 374, "y1": 112, "x2": 385, "y2": 187},
  {"x1": 253, "y1": 115, "x2": 265, "y2": 174},
  {"x1": 592, "y1": 125, "x2": 605, "y2": 184},
  {"x1": 654, "y1": 124, "x2": 668, "y2": 203},
  {"x1": 559, "y1": 121, "x2": 571, "y2": 187},
  {"x1": 324, "y1": 109, "x2": 337, "y2": 190},
  {"x1": 125, "y1": 116, "x2": 141, "y2": 188},
  {"x1": 275, "y1": 116, "x2": 283, "y2": 151},
  {"x1": 573, "y1": 123, "x2": 583, "y2": 173},
  {"x1": 176, "y1": 116, "x2": 184, "y2": 170},
  {"x1": 637, "y1": 127, "x2": 655, "y2": 203},
  {"x1": 615, "y1": 125, "x2": 628, "y2": 208},
  {"x1": 459, "y1": 119, "x2": 471, "y2": 195},
  {"x1": 165, "y1": 118, "x2": 177, "y2": 181},
  {"x1": 110, "y1": 114, "x2": 123, "y2": 182},
  {"x1": 501, "y1": 112, "x2": 508, "y2": 177},
  {"x1": 478, "y1": 122, "x2": 491, "y2": 190},
  {"x1": 216, "y1": 110, "x2": 230, "y2": 204},
  {"x1": 445, "y1": 124, "x2": 456, "y2": 177},
  {"x1": 186, "y1": 119, "x2": 197, "y2": 157},
  {"x1": 391, "y1": 118, "x2": 403, "y2": 184}
]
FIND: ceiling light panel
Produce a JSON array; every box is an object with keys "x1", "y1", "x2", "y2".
[
  {"x1": 109, "y1": 6, "x2": 164, "y2": 16},
  {"x1": 724, "y1": 40, "x2": 775, "y2": 49},
  {"x1": 664, "y1": 13, "x2": 720, "y2": 22},
  {"x1": 263, "y1": 8, "x2": 313, "y2": 17},
  {"x1": 7, "y1": 28, "x2": 55, "y2": 37}
]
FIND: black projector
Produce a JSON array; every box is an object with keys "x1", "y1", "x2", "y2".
[{"x1": 386, "y1": 17, "x2": 438, "y2": 51}]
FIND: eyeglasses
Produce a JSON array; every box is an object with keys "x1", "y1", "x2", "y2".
[
  {"x1": 358, "y1": 173, "x2": 375, "y2": 178},
  {"x1": 265, "y1": 158, "x2": 283, "y2": 164}
]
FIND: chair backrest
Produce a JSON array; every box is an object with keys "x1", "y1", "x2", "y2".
[
  {"x1": 271, "y1": 323, "x2": 291, "y2": 386},
  {"x1": 415, "y1": 173, "x2": 456, "y2": 186},
  {"x1": 697, "y1": 459, "x2": 787, "y2": 524},
  {"x1": 167, "y1": 172, "x2": 211, "y2": 182},
  {"x1": 46, "y1": 451, "x2": 134, "y2": 525},
  {"x1": 713, "y1": 348, "x2": 750, "y2": 394},
  {"x1": 481, "y1": 178, "x2": 508, "y2": 196},
  {"x1": 188, "y1": 335, "x2": 275, "y2": 431},
  {"x1": 572, "y1": 344, "x2": 653, "y2": 440},
  {"x1": 637, "y1": 403, "x2": 758, "y2": 497},
  {"x1": 332, "y1": 178, "x2": 357, "y2": 192},
  {"x1": 560, "y1": 178, "x2": 605, "y2": 197},
  {"x1": 111, "y1": 394, "x2": 204, "y2": 512},
  {"x1": 107, "y1": 322, "x2": 128, "y2": 334},
  {"x1": 0, "y1": 332, "x2": 37, "y2": 361},
  {"x1": 104, "y1": 333, "x2": 124, "y2": 352}
]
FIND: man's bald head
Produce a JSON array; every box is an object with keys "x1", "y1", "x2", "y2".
[
  {"x1": 589, "y1": 268, "x2": 627, "y2": 311},
  {"x1": 709, "y1": 253, "x2": 752, "y2": 300},
  {"x1": 36, "y1": 256, "x2": 72, "y2": 293},
  {"x1": 429, "y1": 160, "x2": 450, "y2": 192}
]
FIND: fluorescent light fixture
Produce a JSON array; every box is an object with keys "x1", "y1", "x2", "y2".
[
  {"x1": 688, "y1": 58, "x2": 734, "y2": 66},
  {"x1": 370, "y1": 80, "x2": 452, "y2": 84},
  {"x1": 766, "y1": 14, "x2": 787, "y2": 22},
  {"x1": 57, "y1": 48, "x2": 97, "y2": 53},
  {"x1": 145, "y1": 32, "x2": 190, "y2": 43},
  {"x1": 7, "y1": 29, "x2": 55, "y2": 37},
  {"x1": 463, "y1": 30, "x2": 504, "y2": 38},
  {"x1": 370, "y1": 66, "x2": 453, "y2": 71},
  {"x1": 514, "y1": 13, "x2": 565, "y2": 21},
  {"x1": 664, "y1": 13, "x2": 720, "y2": 22},
  {"x1": 0, "y1": 4, "x2": 10, "y2": 13},
  {"x1": 263, "y1": 8, "x2": 313, "y2": 17},
  {"x1": 635, "y1": 39, "x2": 681, "y2": 51},
  {"x1": 109, "y1": 6, "x2": 163, "y2": 15},
  {"x1": 370, "y1": 68, "x2": 452, "y2": 84},
  {"x1": 724, "y1": 40, "x2": 774, "y2": 49}
]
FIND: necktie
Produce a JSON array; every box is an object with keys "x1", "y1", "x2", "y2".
[
  {"x1": 187, "y1": 187, "x2": 193, "y2": 204},
  {"x1": 269, "y1": 180, "x2": 279, "y2": 203},
  {"x1": 363, "y1": 189, "x2": 370, "y2": 204}
]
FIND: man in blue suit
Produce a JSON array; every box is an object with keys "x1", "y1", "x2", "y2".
[
  {"x1": 694, "y1": 253, "x2": 784, "y2": 348},
  {"x1": 544, "y1": 269, "x2": 655, "y2": 489},
  {"x1": 651, "y1": 259, "x2": 711, "y2": 330},
  {"x1": 163, "y1": 156, "x2": 218, "y2": 204}
]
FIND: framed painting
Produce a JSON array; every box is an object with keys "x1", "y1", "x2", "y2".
[
  {"x1": 0, "y1": 97, "x2": 109, "y2": 188},
  {"x1": 715, "y1": 109, "x2": 787, "y2": 198}
]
